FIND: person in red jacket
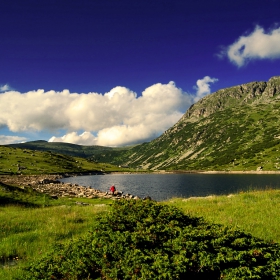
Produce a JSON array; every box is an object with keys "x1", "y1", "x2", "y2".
[{"x1": 110, "y1": 185, "x2": 116, "y2": 195}]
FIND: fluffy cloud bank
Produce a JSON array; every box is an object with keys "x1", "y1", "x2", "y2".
[
  {"x1": 0, "y1": 78, "x2": 217, "y2": 146},
  {"x1": 220, "y1": 25, "x2": 280, "y2": 67},
  {"x1": 0, "y1": 135, "x2": 27, "y2": 145}
]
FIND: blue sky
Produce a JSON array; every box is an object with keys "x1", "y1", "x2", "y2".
[{"x1": 0, "y1": 0, "x2": 280, "y2": 146}]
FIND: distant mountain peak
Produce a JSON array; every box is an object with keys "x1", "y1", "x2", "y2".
[{"x1": 178, "y1": 76, "x2": 280, "y2": 124}]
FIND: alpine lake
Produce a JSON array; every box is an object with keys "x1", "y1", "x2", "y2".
[{"x1": 60, "y1": 173, "x2": 280, "y2": 201}]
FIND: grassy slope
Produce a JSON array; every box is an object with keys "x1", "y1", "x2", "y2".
[
  {"x1": 7, "y1": 140, "x2": 114, "y2": 158},
  {"x1": 0, "y1": 145, "x2": 131, "y2": 175},
  {"x1": 7, "y1": 140, "x2": 135, "y2": 162},
  {"x1": 165, "y1": 189, "x2": 280, "y2": 243},
  {"x1": 106, "y1": 102, "x2": 280, "y2": 171}
]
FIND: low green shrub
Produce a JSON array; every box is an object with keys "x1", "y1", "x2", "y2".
[{"x1": 20, "y1": 200, "x2": 280, "y2": 279}]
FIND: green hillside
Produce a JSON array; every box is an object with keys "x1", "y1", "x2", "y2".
[
  {"x1": 101, "y1": 76, "x2": 280, "y2": 171},
  {"x1": 8, "y1": 140, "x2": 114, "y2": 158},
  {"x1": 8, "y1": 140, "x2": 135, "y2": 164},
  {"x1": 0, "y1": 146, "x2": 123, "y2": 175}
]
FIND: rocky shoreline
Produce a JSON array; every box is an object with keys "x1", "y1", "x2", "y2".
[
  {"x1": 2, "y1": 170, "x2": 278, "y2": 202},
  {"x1": 0, "y1": 175, "x2": 145, "y2": 201}
]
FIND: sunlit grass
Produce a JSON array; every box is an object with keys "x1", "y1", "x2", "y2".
[
  {"x1": 0, "y1": 201, "x2": 110, "y2": 280},
  {"x1": 0, "y1": 145, "x2": 132, "y2": 175},
  {"x1": 1, "y1": 188, "x2": 280, "y2": 279},
  {"x1": 164, "y1": 188, "x2": 280, "y2": 243}
]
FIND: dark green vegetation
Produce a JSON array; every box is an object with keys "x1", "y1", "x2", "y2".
[
  {"x1": 7, "y1": 76, "x2": 280, "y2": 171},
  {"x1": 20, "y1": 200, "x2": 280, "y2": 280},
  {"x1": 0, "y1": 146, "x2": 129, "y2": 175}
]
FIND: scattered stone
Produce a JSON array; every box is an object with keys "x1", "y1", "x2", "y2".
[
  {"x1": 0, "y1": 175, "x2": 145, "y2": 201},
  {"x1": 39, "y1": 178, "x2": 60, "y2": 184},
  {"x1": 75, "y1": 201, "x2": 89, "y2": 206}
]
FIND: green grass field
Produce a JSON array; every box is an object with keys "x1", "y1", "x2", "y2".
[
  {"x1": 1, "y1": 182, "x2": 280, "y2": 279},
  {"x1": 0, "y1": 183, "x2": 112, "y2": 279},
  {"x1": 165, "y1": 189, "x2": 280, "y2": 243}
]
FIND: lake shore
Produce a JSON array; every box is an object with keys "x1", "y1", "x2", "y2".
[
  {"x1": 154, "y1": 170, "x2": 280, "y2": 174},
  {"x1": 198, "y1": 170, "x2": 280, "y2": 174},
  {"x1": 2, "y1": 169, "x2": 280, "y2": 187}
]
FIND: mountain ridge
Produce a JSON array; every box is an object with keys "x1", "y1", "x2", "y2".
[{"x1": 180, "y1": 76, "x2": 280, "y2": 123}]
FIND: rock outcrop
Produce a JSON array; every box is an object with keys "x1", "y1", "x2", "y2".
[{"x1": 179, "y1": 76, "x2": 280, "y2": 123}]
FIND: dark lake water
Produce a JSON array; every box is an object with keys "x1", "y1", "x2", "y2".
[{"x1": 60, "y1": 173, "x2": 280, "y2": 201}]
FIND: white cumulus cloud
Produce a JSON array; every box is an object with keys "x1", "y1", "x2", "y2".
[
  {"x1": 0, "y1": 78, "x2": 218, "y2": 146},
  {"x1": 49, "y1": 131, "x2": 97, "y2": 146},
  {"x1": 193, "y1": 76, "x2": 218, "y2": 102},
  {"x1": 0, "y1": 135, "x2": 27, "y2": 145},
  {"x1": 0, "y1": 82, "x2": 192, "y2": 146},
  {"x1": 219, "y1": 25, "x2": 280, "y2": 67}
]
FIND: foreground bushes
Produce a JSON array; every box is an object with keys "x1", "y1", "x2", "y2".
[{"x1": 20, "y1": 200, "x2": 280, "y2": 279}]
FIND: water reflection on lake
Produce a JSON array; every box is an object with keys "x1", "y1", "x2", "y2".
[{"x1": 60, "y1": 173, "x2": 280, "y2": 201}]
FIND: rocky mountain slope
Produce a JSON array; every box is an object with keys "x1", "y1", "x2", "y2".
[{"x1": 109, "y1": 76, "x2": 280, "y2": 171}]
